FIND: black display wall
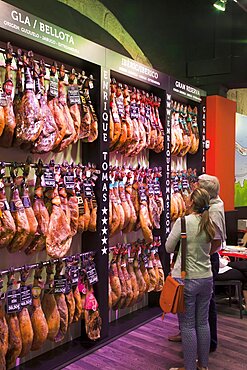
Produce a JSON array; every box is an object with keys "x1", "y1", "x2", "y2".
[{"x1": 0, "y1": 2, "x2": 208, "y2": 369}]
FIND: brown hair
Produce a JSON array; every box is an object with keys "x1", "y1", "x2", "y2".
[{"x1": 190, "y1": 188, "x2": 215, "y2": 241}]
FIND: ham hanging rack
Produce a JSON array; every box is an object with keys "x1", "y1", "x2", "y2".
[
  {"x1": 0, "y1": 46, "x2": 94, "y2": 81},
  {"x1": 0, "y1": 159, "x2": 100, "y2": 173},
  {"x1": 0, "y1": 251, "x2": 96, "y2": 276},
  {"x1": 109, "y1": 236, "x2": 161, "y2": 251}
]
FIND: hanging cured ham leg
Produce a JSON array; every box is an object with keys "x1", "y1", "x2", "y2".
[
  {"x1": 83, "y1": 76, "x2": 98, "y2": 143},
  {"x1": 0, "y1": 42, "x2": 16, "y2": 147},
  {"x1": 65, "y1": 263, "x2": 76, "y2": 325},
  {"x1": 54, "y1": 262, "x2": 69, "y2": 343},
  {"x1": 8, "y1": 173, "x2": 30, "y2": 253},
  {"x1": 138, "y1": 176, "x2": 153, "y2": 244},
  {"x1": 111, "y1": 83, "x2": 127, "y2": 152},
  {"x1": 15, "y1": 51, "x2": 43, "y2": 145},
  {"x1": 25, "y1": 163, "x2": 50, "y2": 255},
  {"x1": 32, "y1": 60, "x2": 59, "y2": 153},
  {"x1": 0, "y1": 281, "x2": 8, "y2": 370},
  {"x1": 68, "y1": 69, "x2": 81, "y2": 143},
  {"x1": 5, "y1": 273, "x2": 22, "y2": 370},
  {"x1": 0, "y1": 171, "x2": 16, "y2": 249},
  {"x1": 121, "y1": 251, "x2": 134, "y2": 307},
  {"x1": 46, "y1": 185, "x2": 72, "y2": 258},
  {"x1": 18, "y1": 270, "x2": 34, "y2": 358},
  {"x1": 84, "y1": 285, "x2": 102, "y2": 341},
  {"x1": 53, "y1": 65, "x2": 76, "y2": 152},
  {"x1": 109, "y1": 259, "x2": 121, "y2": 307},
  {"x1": 73, "y1": 259, "x2": 82, "y2": 322},
  {"x1": 31, "y1": 267, "x2": 48, "y2": 351},
  {"x1": 47, "y1": 62, "x2": 66, "y2": 149},
  {"x1": 109, "y1": 79, "x2": 121, "y2": 148},
  {"x1": 42, "y1": 264, "x2": 60, "y2": 341},
  {"x1": 21, "y1": 169, "x2": 38, "y2": 250}
]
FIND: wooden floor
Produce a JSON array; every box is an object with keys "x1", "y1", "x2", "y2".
[{"x1": 63, "y1": 303, "x2": 247, "y2": 370}]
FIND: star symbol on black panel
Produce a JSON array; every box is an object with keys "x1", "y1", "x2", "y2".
[
  {"x1": 101, "y1": 236, "x2": 108, "y2": 245},
  {"x1": 102, "y1": 227, "x2": 107, "y2": 235},
  {"x1": 101, "y1": 246, "x2": 108, "y2": 255}
]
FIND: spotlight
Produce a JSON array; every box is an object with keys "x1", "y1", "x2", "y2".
[{"x1": 213, "y1": 0, "x2": 227, "y2": 11}]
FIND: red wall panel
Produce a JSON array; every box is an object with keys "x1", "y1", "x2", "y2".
[{"x1": 206, "y1": 96, "x2": 236, "y2": 211}]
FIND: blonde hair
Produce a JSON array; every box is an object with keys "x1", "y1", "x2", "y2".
[{"x1": 190, "y1": 188, "x2": 215, "y2": 241}]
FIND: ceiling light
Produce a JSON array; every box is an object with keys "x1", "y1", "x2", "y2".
[{"x1": 213, "y1": 0, "x2": 227, "y2": 11}]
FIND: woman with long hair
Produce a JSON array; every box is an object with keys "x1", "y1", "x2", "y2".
[{"x1": 166, "y1": 188, "x2": 218, "y2": 370}]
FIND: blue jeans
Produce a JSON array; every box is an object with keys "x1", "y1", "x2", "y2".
[{"x1": 178, "y1": 277, "x2": 213, "y2": 370}]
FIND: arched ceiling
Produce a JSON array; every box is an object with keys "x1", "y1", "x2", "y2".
[{"x1": 3, "y1": 0, "x2": 247, "y2": 95}]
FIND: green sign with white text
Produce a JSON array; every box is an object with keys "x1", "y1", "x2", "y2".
[{"x1": 0, "y1": 0, "x2": 105, "y2": 65}]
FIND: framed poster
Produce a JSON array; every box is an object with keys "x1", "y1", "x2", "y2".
[{"x1": 235, "y1": 113, "x2": 247, "y2": 207}]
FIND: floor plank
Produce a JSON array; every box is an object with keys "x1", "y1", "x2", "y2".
[{"x1": 63, "y1": 305, "x2": 247, "y2": 370}]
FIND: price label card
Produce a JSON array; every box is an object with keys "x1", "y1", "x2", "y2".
[
  {"x1": 68, "y1": 85, "x2": 81, "y2": 105},
  {"x1": 43, "y1": 169, "x2": 56, "y2": 188},
  {"x1": 70, "y1": 266, "x2": 79, "y2": 286},
  {"x1": 154, "y1": 183, "x2": 161, "y2": 195},
  {"x1": 86, "y1": 263, "x2": 99, "y2": 285},
  {"x1": 130, "y1": 102, "x2": 139, "y2": 120},
  {"x1": 20, "y1": 286, "x2": 32, "y2": 307},
  {"x1": 83, "y1": 182, "x2": 93, "y2": 199},
  {"x1": 49, "y1": 76, "x2": 58, "y2": 98},
  {"x1": 116, "y1": 97, "x2": 125, "y2": 117},
  {"x1": 148, "y1": 183, "x2": 154, "y2": 195},
  {"x1": 173, "y1": 181, "x2": 179, "y2": 193},
  {"x1": 182, "y1": 179, "x2": 189, "y2": 190},
  {"x1": 139, "y1": 186, "x2": 147, "y2": 202},
  {"x1": 6, "y1": 289, "x2": 21, "y2": 314},
  {"x1": 145, "y1": 104, "x2": 151, "y2": 120},
  {"x1": 64, "y1": 175, "x2": 75, "y2": 190},
  {"x1": 54, "y1": 276, "x2": 67, "y2": 294},
  {"x1": 142, "y1": 254, "x2": 149, "y2": 268}
]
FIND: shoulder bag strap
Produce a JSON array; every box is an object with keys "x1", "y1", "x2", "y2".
[{"x1": 181, "y1": 216, "x2": 187, "y2": 279}]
